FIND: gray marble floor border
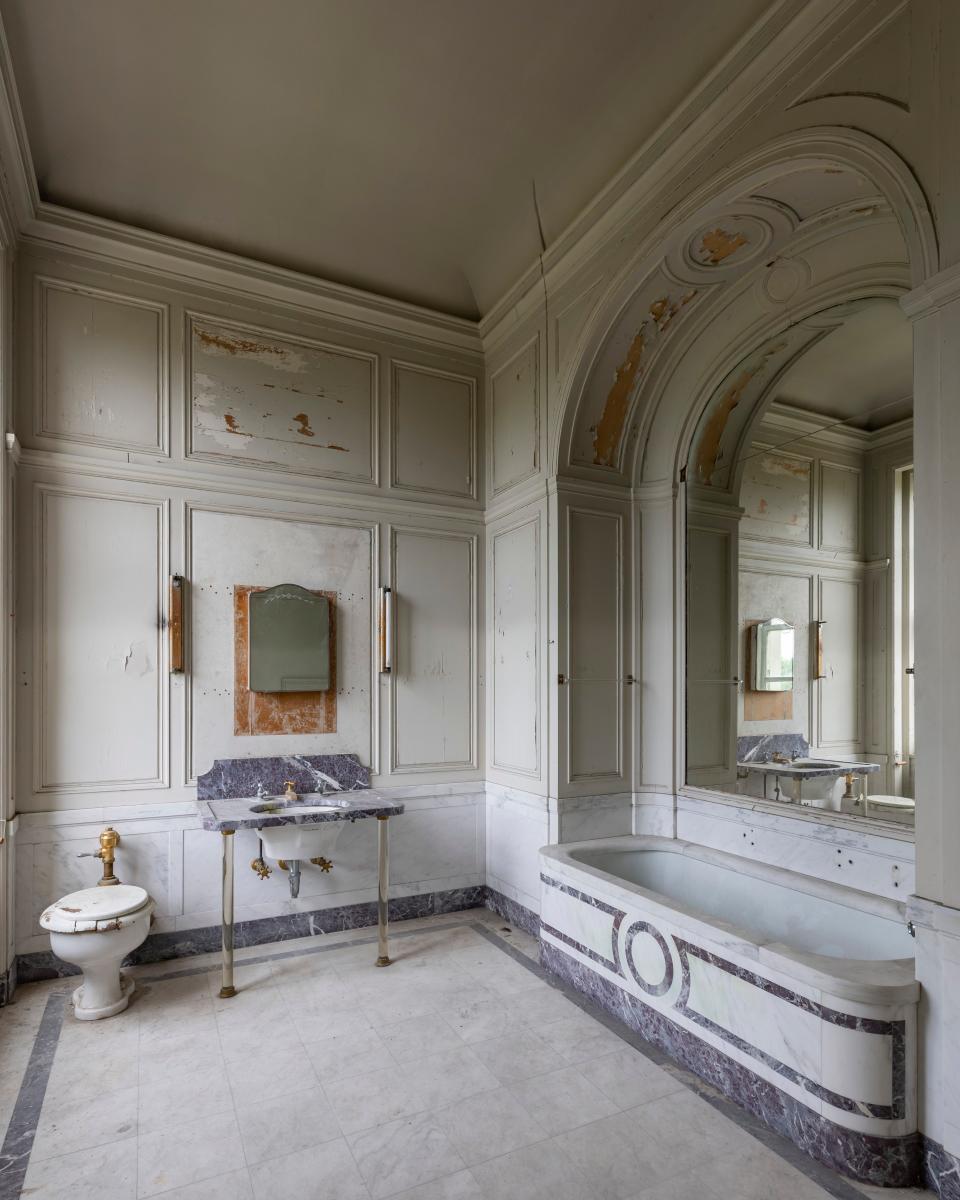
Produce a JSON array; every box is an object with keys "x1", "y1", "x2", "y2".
[
  {"x1": 0, "y1": 989, "x2": 69, "y2": 1200},
  {"x1": 0, "y1": 914, "x2": 885, "y2": 1200}
]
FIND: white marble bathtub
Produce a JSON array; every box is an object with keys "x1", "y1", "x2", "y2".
[{"x1": 539, "y1": 835, "x2": 920, "y2": 1185}]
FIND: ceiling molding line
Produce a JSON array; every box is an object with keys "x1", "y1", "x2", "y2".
[
  {"x1": 901, "y1": 261, "x2": 960, "y2": 320},
  {"x1": 479, "y1": 0, "x2": 866, "y2": 343},
  {"x1": 0, "y1": 17, "x2": 36, "y2": 236}
]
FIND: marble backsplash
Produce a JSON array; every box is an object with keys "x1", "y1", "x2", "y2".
[
  {"x1": 736, "y1": 733, "x2": 809, "y2": 763},
  {"x1": 197, "y1": 753, "x2": 370, "y2": 800}
]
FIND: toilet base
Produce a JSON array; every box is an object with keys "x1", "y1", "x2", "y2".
[{"x1": 71, "y1": 972, "x2": 135, "y2": 1021}]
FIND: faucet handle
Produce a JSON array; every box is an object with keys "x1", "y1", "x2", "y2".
[{"x1": 282, "y1": 780, "x2": 298, "y2": 799}]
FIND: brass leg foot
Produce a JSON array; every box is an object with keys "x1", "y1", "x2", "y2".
[
  {"x1": 218, "y1": 985, "x2": 237, "y2": 999},
  {"x1": 376, "y1": 956, "x2": 391, "y2": 968}
]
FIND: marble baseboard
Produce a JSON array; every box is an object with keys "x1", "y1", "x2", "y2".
[
  {"x1": 924, "y1": 1136, "x2": 960, "y2": 1199},
  {"x1": 14, "y1": 884, "x2": 487, "y2": 984},
  {"x1": 484, "y1": 887, "x2": 540, "y2": 937},
  {"x1": 540, "y1": 939, "x2": 921, "y2": 1188}
]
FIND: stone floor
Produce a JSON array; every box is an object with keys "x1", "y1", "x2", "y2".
[{"x1": 0, "y1": 908, "x2": 933, "y2": 1200}]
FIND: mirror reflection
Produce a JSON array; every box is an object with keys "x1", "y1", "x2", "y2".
[{"x1": 685, "y1": 298, "x2": 914, "y2": 826}]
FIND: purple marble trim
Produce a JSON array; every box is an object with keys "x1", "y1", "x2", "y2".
[
  {"x1": 197, "y1": 754, "x2": 370, "y2": 801},
  {"x1": 624, "y1": 919, "x2": 674, "y2": 997},
  {"x1": 540, "y1": 873, "x2": 625, "y2": 974},
  {"x1": 540, "y1": 938, "x2": 921, "y2": 1188},
  {"x1": 15, "y1": 885, "x2": 487, "y2": 983},
  {"x1": 483, "y1": 887, "x2": 540, "y2": 937},
  {"x1": 674, "y1": 939, "x2": 906, "y2": 1121},
  {"x1": 924, "y1": 1135, "x2": 960, "y2": 1200}
]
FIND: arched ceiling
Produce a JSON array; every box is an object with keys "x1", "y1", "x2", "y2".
[{"x1": 0, "y1": 0, "x2": 775, "y2": 319}]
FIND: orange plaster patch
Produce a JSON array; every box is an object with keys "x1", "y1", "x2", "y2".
[
  {"x1": 593, "y1": 327, "x2": 646, "y2": 467},
  {"x1": 233, "y1": 585, "x2": 337, "y2": 736},
  {"x1": 698, "y1": 228, "x2": 749, "y2": 265}
]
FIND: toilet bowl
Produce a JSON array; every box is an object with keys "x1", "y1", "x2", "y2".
[{"x1": 40, "y1": 884, "x2": 155, "y2": 1020}]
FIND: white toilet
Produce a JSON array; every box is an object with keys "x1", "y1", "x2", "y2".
[{"x1": 40, "y1": 884, "x2": 155, "y2": 1020}]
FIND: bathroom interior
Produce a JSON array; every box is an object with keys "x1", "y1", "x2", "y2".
[{"x1": 0, "y1": 3, "x2": 959, "y2": 1200}]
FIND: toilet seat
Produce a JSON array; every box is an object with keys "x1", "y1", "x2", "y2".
[{"x1": 40, "y1": 884, "x2": 151, "y2": 934}]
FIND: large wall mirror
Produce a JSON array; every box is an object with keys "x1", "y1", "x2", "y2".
[{"x1": 685, "y1": 297, "x2": 915, "y2": 827}]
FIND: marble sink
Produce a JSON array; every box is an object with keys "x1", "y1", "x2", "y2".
[{"x1": 738, "y1": 758, "x2": 879, "y2": 780}]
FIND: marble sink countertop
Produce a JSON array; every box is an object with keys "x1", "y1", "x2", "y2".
[
  {"x1": 737, "y1": 759, "x2": 880, "y2": 780},
  {"x1": 200, "y1": 790, "x2": 404, "y2": 832}
]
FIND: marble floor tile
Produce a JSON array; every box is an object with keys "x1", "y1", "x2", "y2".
[
  {"x1": 402, "y1": 1046, "x2": 502, "y2": 1110},
  {"x1": 513, "y1": 986, "x2": 582, "y2": 1027},
  {"x1": 236, "y1": 1084, "x2": 342, "y2": 1165},
  {"x1": 149, "y1": 1168, "x2": 255, "y2": 1200},
  {"x1": 248, "y1": 1137, "x2": 370, "y2": 1200},
  {"x1": 468, "y1": 1030, "x2": 567, "y2": 1083},
  {"x1": 440, "y1": 995, "x2": 530, "y2": 1044},
  {"x1": 348, "y1": 1110, "x2": 467, "y2": 1199},
  {"x1": 138, "y1": 1061, "x2": 234, "y2": 1132},
  {"x1": 226, "y1": 1043, "x2": 319, "y2": 1105},
  {"x1": 388, "y1": 1168, "x2": 485, "y2": 1200},
  {"x1": 19, "y1": 1135, "x2": 139, "y2": 1200},
  {"x1": 290, "y1": 1003, "x2": 374, "y2": 1043},
  {"x1": 138, "y1": 1108, "x2": 244, "y2": 1198},
  {"x1": 533, "y1": 1011, "x2": 628, "y2": 1065},
  {"x1": 577, "y1": 1048, "x2": 685, "y2": 1108},
  {"x1": 469, "y1": 1138, "x2": 601, "y2": 1200},
  {"x1": 381, "y1": 1012, "x2": 464, "y2": 1062},
  {"x1": 431, "y1": 1086, "x2": 547, "y2": 1165},
  {"x1": 322, "y1": 1063, "x2": 429, "y2": 1134},
  {"x1": 550, "y1": 1111, "x2": 678, "y2": 1199},
  {"x1": 506, "y1": 1064, "x2": 621, "y2": 1134},
  {"x1": 304, "y1": 1026, "x2": 396, "y2": 1081},
  {"x1": 45, "y1": 1040, "x2": 141, "y2": 1103},
  {"x1": 31, "y1": 1081, "x2": 139, "y2": 1160},
  {"x1": 696, "y1": 1144, "x2": 836, "y2": 1200}
]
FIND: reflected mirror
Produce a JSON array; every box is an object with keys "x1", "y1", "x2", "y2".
[
  {"x1": 684, "y1": 296, "x2": 914, "y2": 827},
  {"x1": 751, "y1": 619, "x2": 794, "y2": 692},
  {"x1": 249, "y1": 583, "x2": 330, "y2": 692}
]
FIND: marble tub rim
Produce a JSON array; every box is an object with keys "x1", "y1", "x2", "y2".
[{"x1": 540, "y1": 835, "x2": 918, "y2": 1005}]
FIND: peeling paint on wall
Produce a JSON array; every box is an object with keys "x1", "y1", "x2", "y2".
[
  {"x1": 593, "y1": 326, "x2": 645, "y2": 467},
  {"x1": 190, "y1": 319, "x2": 374, "y2": 480},
  {"x1": 233, "y1": 585, "x2": 338, "y2": 736},
  {"x1": 695, "y1": 342, "x2": 786, "y2": 485}
]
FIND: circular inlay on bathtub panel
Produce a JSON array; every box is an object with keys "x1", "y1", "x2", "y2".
[{"x1": 624, "y1": 920, "x2": 675, "y2": 997}]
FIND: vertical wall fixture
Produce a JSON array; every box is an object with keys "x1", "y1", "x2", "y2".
[
  {"x1": 378, "y1": 586, "x2": 393, "y2": 674},
  {"x1": 170, "y1": 575, "x2": 185, "y2": 674},
  {"x1": 814, "y1": 620, "x2": 826, "y2": 680}
]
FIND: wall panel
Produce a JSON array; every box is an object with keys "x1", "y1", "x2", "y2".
[
  {"x1": 390, "y1": 361, "x2": 476, "y2": 500},
  {"x1": 391, "y1": 528, "x2": 476, "y2": 771},
  {"x1": 491, "y1": 515, "x2": 540, "y2": 776},
  {"x1": 491, "y1": 338, "x2": 538, "y2": 495},
  {"x1": 35, "y1": 486, "x2": 166, "y2": 792}
]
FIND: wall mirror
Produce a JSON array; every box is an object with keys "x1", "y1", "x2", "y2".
[
  {"x1": 684, "y1": 296, "x2": 915, "y2": 827},
  {"x1": 751, "y1": 619, "x2": 794, "y2": 692},
  {"x1": 249, "y1": 583, "x2": 330, "y2": 692}
]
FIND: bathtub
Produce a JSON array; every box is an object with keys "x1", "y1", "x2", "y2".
[{"x1": 539, "y1": 836, "x2": 919, "y2": 1186}]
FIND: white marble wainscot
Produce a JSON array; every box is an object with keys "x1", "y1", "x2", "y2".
[
  {"x1": 908, "y1": 895, "x2": 960, "y2": 1199},
  {"x1": 13, "y1": 784, "x2": 485, "y2": 958},
  {"x1": 485, "y1": 783, "x2": 550, "y2": 919},
  {"x1": 677, "y1": 790, "x2": 915, "y2": 900},
  {"x1": 633, "y1": 788, "x2": 677, "y2": 837},
  {"x1": 538, "y1": 842, "x2": 920, "y2": 1186}
]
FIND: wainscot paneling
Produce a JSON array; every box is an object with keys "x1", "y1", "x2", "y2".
[
  {"x1": 34, "y1": 276, "x2": 167, "y2": 455},
  {"x1": 818, "y1": 574, "x2": 863, "y2": 748},
  {"x1": 740, "y1": 446, "x2": 814, "y2": 547},
  {"x1": 820, "y1": 460, "x2": 863, "y2": 553},
  {"x1": 490, "y1": 336, "x2": 539, "y2": 496},
  {"x1": 33, "y1": 484, "x2": 167, "y2": 794},
  {"x1": 390, "y1": 526, "x2": 477, "y2": 772},
  {"x1": 187, "y1": 313, "x2": 378, "y2": 483},
  {"x1": 390, "y1": 360, "x2": 477, "y2": 501}
]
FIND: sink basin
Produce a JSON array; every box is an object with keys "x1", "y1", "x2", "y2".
[
  {"x1": 253, "y1": 793, "x2": 349, "y2": 860},
  {"x1": 251, "y1": 800, "x2": 343, "y2": 815},
  {"x1": 789, "y1": 759, "x2": 845, "y2": 770}
]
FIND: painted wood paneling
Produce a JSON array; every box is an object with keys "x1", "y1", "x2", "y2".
[
  {"x1": 37, "y1": 487, "x2": 165, "y2": 791},
  {"x1": 390, "y1": 361, "x2": 476, "y2": 500},
  {"x1": 188, "y1": 316, "x2": 377, "y2": 482},
  {"x1": 820, "y1": 461, "x2": 862, "y2": 553},
  {"x1": 819, "y1": 575, "x2": 862, "y2": 747},
  {"x1": 491, "y1": 338, "x2": 538, "y2": 494},
  {"x1": 36, "y1": 278, "x2": 166, "y2": 453},
  {"x1": 492, "y1": 516, "x2": 539, "y2": 775},
  {"x1": 391, "y1": 528, "x2": 475, "y2": 771},
  {"x1": 567, "y1": 508, "x2": 621, "y2": 781},
  {"x1": 740, "y1": 449, "x2": 813, "y2": 545}
]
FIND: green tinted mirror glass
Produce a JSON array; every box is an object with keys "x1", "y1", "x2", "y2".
[{"x1": 249, "y1": 584, "x2": 330, "y2": 692}]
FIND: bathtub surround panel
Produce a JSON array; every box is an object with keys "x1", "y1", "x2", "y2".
[
  {"x1": 538, "y1": 838, "x2": 919, "y2": 1182},
  {"x1": 539, "y1": 940, "x2": 921, "y2": 1187}
]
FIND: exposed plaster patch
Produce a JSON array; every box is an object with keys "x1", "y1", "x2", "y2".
[
  {"x1": 593, "y1": 326, "x2": 645, "y2": 467},
  {"x1": 292, "y1": 412, "x2": 315, "y2": 437},
  {"x1": 695, "y1": 342, "x2": 786, "y2": 484},
  {"x1": 697, "y1": 228, "x2": 749, "y2": 265},
  {"x1": 197, "y1": 328, "x2": 306, "y2": 373}
]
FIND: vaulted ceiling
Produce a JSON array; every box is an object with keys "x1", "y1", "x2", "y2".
[{"x1": 0, "y1": 0, "x2": 775, "y2": 318}]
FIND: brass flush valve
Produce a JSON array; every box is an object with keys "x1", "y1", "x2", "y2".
[
  {"x1": 310, "y1": 857, "x2": 333, "y2": 872},
  {"x1": 77, "y1": 827, "x2": 121, "y2": 886}
]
